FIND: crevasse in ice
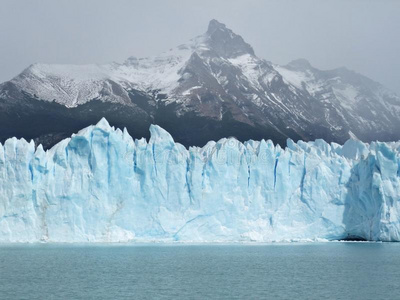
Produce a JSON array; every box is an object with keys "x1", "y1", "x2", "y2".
[{"x1": 0, "y1": 118, "x2": 399, "y2": 242}]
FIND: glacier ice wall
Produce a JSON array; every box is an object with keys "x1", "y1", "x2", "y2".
[{"x1": 0, "y1": 118, "x2": 399, "y2": 242}]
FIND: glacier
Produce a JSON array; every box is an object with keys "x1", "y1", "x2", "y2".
[{"x1": 0, "y1": 118, "x2": 399, "y2": 243}]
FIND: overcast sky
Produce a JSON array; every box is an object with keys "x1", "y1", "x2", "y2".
[{"x1": 1, "y1": 0, "x2": 399, "y2": 94}]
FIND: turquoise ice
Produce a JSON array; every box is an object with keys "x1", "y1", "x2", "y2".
[{"x1": 0, "y1": 118, "x2": 399, "y2": 242}]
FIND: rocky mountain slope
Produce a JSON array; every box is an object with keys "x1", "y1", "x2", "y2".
[{"x1": 1, "y1": 19, "x2": 399, "y2": 148}]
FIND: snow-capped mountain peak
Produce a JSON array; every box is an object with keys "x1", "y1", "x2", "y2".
[
  {"x1": 1, "y1": 19, "x2": 400, "y2": 149},
  {"x1": 13, "y1": 63, "x2": 125, "y2": 107},
  {"x1": 7, "y1": 20, "x2": 262, "y2": 109}
]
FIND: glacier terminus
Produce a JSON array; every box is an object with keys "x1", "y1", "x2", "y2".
[{"x1": 0, "y1": 118, "x2": 399, "y2": 243}]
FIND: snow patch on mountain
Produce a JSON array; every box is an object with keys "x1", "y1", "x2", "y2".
[
  {"x1": 274, "y1": 65, "x2": 309, "y2": 90},
  {"x1": 228, "y1": 54, "x2": 263, "y2": 88},
  {"x1": 332, "y1": 85, "x2": 359, "y2": 109}
]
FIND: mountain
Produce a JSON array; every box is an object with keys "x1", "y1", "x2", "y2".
[
  {"x1": 1, "y1": 119, "x2": 400, "y2": 242},
  {"x1": 1, "y1": 19, "x2": 400, "y2": 148}
]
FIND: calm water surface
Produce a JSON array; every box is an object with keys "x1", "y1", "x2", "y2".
[{"x1": 0, "y1": 243, "x2": 399, "y2": 299}]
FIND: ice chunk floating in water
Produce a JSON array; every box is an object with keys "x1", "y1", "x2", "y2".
[{"x1": 0, "y1": 118, "x2": 399, "y2": 242}]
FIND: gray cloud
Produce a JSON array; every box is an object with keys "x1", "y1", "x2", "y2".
[{"x1": 1, "y1": 0, "x2": 399, "y2": 94}]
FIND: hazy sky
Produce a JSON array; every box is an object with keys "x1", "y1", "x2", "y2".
[{"x1": 1, "y1": 0, "x2": 399, "y2": 94}]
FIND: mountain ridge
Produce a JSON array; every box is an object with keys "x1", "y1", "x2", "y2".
[{"x1": 1, "y1": 19, "x2": 399, "y2": 149}]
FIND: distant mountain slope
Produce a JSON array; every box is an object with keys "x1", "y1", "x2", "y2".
[{"x1": 1, "y1": 19, "x2": 399, "y2": 148}]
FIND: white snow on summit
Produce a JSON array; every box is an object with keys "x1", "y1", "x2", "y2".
[
  {"x1": 10, "y1": 34, "x2": 210, "y2": 107},
  {"x1": 14, "y1": 63, "x2": 114, "y2": 107},
  {"x1": 4, "y1": 19, "x2": 400, "y2": 146}
]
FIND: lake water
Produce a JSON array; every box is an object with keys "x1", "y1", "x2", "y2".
[{"x1": 0, "y1": 243, "x2": 399, "y2": 299}]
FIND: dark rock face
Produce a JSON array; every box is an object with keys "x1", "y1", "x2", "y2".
[
  {"x1": 206, "y1": 19, "x2": 255, "y2": 58},
  {"x1": 1, "y1": 20, "x2": 400, "y2": 149}
]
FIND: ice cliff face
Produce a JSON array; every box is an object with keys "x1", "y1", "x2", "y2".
[{"x1": 0, "y1": 119, "x2": 399, "y2": 242}]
